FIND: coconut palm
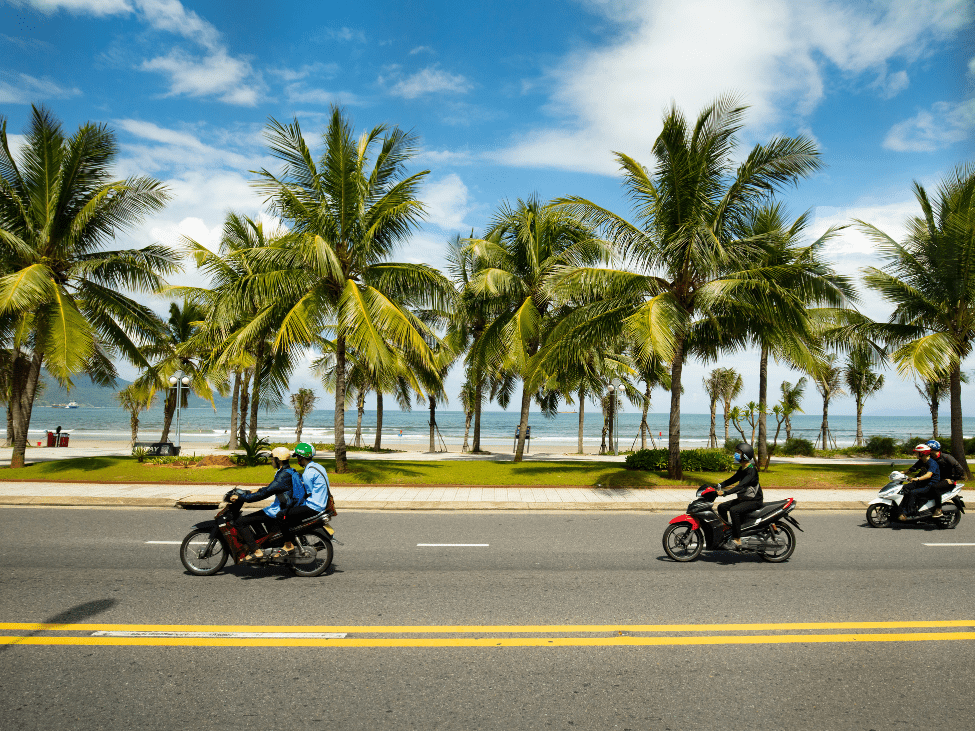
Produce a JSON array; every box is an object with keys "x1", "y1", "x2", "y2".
[
  {"x1": 780, "y1": 378, "x2": 807, "y2": 441},
  {"x1": 812, "y1": 354, "x2": 845, "y2": 449},
  {"x1": 290, "y1": 387, "x2": 317, "y2": 443},
  {"x1": 466, "y1": 195, "x2": 610, "y2": 462},
  {"x1": 719, "y1": 368, "x2": 744, "y2": 444},
  {"x1": 843, "y1": 345, "x2": 885, "y2": 446},
  {"x1": 115, "y1": 384, "x2": 156, "y2": 447},
  {"x1": 552, "y1": 96, "x2": 822, "y2": 477},
  {"x1": 0, "y1": 106, "x2": 177, "y2": 467},
  {"x1": 235, "y1": 107, "x2": 452, "y2": 472},
  {"x1": 914, "y1": 372, "x2": 968, "y2": 439},
  {"x1": 703, "y1": 369, "x2": 723, "y2": 448},
  {"x1": 857, "y1": 164, "x2": 975, "y2": 475}
]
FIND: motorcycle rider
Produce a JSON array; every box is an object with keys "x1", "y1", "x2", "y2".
[
  {"x1": 902, "y1": 444, "x2": 940, "y2": 519},
  {"x1": 925, "y1": 439, "x2": 963, "y2": 518},
  {"x1": 230, "y1": 446, "x2": 306, "y2": 561},
  {"x1": 714, "y1": 442, "x2": 763, "y2": 550},
  {"x1": 276, "y1": 442, "x2": 332, "y2": 549}
]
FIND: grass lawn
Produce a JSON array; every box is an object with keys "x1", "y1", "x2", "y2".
[{"x1": 0, "y1": 455, "x2": 895, "y2": 488}]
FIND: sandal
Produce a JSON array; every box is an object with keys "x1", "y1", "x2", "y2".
[{"x1": 244, "y1": 551, "x2": 265, "y2": 562}]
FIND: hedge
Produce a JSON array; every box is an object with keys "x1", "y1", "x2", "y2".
[{"x1": 625, "y1": 448, "x2": 734, "y2": 472}]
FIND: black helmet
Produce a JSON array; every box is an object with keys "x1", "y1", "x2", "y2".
[{"x1": 735, "y1": 442, "x2": 755, "y2": 461}]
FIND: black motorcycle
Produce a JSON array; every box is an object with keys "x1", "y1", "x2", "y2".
[{"x1": 662, "y1": 486, "x2": 802, "y2": 562}]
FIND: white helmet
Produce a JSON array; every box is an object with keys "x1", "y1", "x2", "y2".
[{"x1": 888, "y1": 470, "x2": 906, "y2": 482}]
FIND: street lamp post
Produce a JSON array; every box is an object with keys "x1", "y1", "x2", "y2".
[{"x1": 168, "y1": 372, "x2": 191, "y2": 451}]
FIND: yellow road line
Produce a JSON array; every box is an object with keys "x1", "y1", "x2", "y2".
[
  {"x1": 1, "y1": 620, "x2": 972, "y2": 633},
  {"x1": 2, "y1": 632, "x2": 975, "y2": 648}
]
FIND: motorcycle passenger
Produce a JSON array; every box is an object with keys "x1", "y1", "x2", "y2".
[
  {"x1": 276, "y1": 442, "x2": 331, "y2": 550},
  {"x1": 715, "y1": 442, "x2": 763, "y2": 550},
  {"x1": 926, "y1": 439, "x2": 963, "y2": 518},
  {"x1": 230, "y1": 446, "x2": 305, "y2": 561},
  {"x1": 902, "y1": 444, "x2": 940, "y2": 519}
]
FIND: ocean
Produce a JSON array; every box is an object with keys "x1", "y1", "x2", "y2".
[{"x1": 29, "y1": 405, "x2": 967, "y2": 450}]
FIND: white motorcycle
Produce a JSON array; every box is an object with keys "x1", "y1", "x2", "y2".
[{"x1": 866, "y1": 471, "x2": 965, "y2": 529}]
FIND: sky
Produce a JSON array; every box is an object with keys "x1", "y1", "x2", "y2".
[{"x1": 1, "y1": 0, "x2": 973, "y2": 418}]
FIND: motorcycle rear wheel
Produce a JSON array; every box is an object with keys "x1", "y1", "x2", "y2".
[
  {"x1": 662, "y1": 523, "x2": 704, "y2": 562},
  {"x1": 291, "y1": 531, "x2": 333, "y2": 577},
  {"x1": 866, "y1": 504, "x2": 891, "y2": 528},
  {"x1": 759, "y1": 523, "x2": 796, "y2": 563},
  {"x1": 937, "y1": 508, "x2": 961, "y2": 529},
  {"x1": 180, "y1": 530, "x2": 228, "y2": 576}
]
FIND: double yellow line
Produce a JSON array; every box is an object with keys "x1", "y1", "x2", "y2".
[{"x1": 2, "y1": 620, "x2": 973, "y2": 648}]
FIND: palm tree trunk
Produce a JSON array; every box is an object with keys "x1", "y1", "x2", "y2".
[
  {"x1": 785, "y1": 413, "x2": 793, "y2": 442},
  {"x1": 723, "y1": 399, "x2": 731, "y2": 444},
  {"x1": 238, "y1": 369, "x2": 251, "y2": 447},
  {"x1": 641, "y1": 383, "x2": 651, "y2": 450},
  {"x1": 10, "y1": 349, "x2": 44, "y2": 469},
  {"x1": 160, "y1": 389, "x2": 177, "y2": 444},
  {"x1": 472, "y1": 376, "x2": 483, "y2": 453},
  {"x1": 667, "y1": 338, "x2": 685, "y2": 479},
  {"x1": 228, "y1": 371, "x2": 240, "y2": 449},
  {"x1": 248, "y1": 344, "x2": 264, "y2": 444},
  {"x1": 429, "y1": 396, "x2": 436, "y2": 452},
  {"x1": 6, "y1": 405, "x2": 13, "y2": 448},
  {"x1": 856, "y1": 396, "x2": 864, "y2": 446},
  {"x1": 462, "y1": 408, "x2": 472, "y2": 452},
  {"x1": 334, "y1": 336, "x2": 348, "y2": 472},
  {"x1": 820, "y1": 396, "x2": 829, "y2": 449},
  {"x1": 949, "y1": 362, "x2": 970, "y2": 478},
  {"x1": 374, "y1": 390, "x2": 383, "y2": 451},
  {"x1": 930, "y1": 394, "x2": 939, "y2": 438},
  {"x1": 130, "y1": 411, "x2": 139, "y2": 447},
  {"x1": 708, "y1": 398, "x2": 717, "y2": 448},
  {"x1": 757, "y1": 345, "x2": 769, "y2": 463},
  {"x1": 577, "y1": 387, "x2": 585, "y2": 454},
  {"x1": 513, "y1": 383, "x2": 531, "y2": 462},
  {"x1": 354, "y1": 390, "x2": 365, "y2": 447}
]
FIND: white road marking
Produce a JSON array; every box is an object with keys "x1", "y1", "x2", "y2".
[
  {"x1": 91, "y1": 631, "x2": 347, "y2": 639},
  {"x1": 145, "y1": 541, "x2": 182, "y2": 544},
  {"x1": 923, "y1": 543, "x2": 975, "y2": 547},
  {"x1": 417, "y1": 543, "x2": 489, "y2": 547}
]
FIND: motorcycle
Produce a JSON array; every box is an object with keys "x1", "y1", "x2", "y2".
[
  {"x1": 180, "y1": 488, "x2": 335, "y2": 577},
  {"x1": 662, "y1": 486, "x2": 803, "y2": 563},
  {"x1": 865, "y1": 471, "x2": 964, "y2": 529}
]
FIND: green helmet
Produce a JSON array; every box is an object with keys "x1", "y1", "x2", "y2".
[{"x1": 293, "y1": 442, "x2": 316, "y2": 459}]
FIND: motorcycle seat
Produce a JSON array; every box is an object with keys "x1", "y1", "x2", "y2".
[{"x1": 743, "y1": 500, "x2": 789, "y2": 520}]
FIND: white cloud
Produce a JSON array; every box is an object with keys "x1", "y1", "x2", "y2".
[
  {"x1": 284, "y1": 85, "x2": 364, "y2": 107},
  {"x1": 387, "y1": 66, "x2": 472, "y2": 99},
  {"x1": 422, "y1": 174, "x2": 471, "y2": 231},
  {"x1": 270, "y1": 62, "x2": 340, "y2": 83},
  {"x1": 496, "y1": 0, "x2": 973, "y2": 173},
  {"x1": 114, "y1": 119, "x2": 258, "y2": 172},
  {"x1": 142, "y1": 48, "x2": 261, "y2": 105},
  {"x1": 416, "y1": 148, "x2": 474, "y2": 166},
  {"x1": 136, "y1": 0, "x2": 220, "y2": 49},
  {"x1": 409, "y1": 46, "x2": 434, "y2": 55},
  {"x1": 10, "y1": 0, "x2": 132, "y2": 15},
  {"x1": 879, "y1": 69, "x2": 910, "y2": 99},
  {"x1": 0, "y1": 72, "x2": 82, "y2": 103},
  {"x1": 884, "y1": 99, "x2": 975, "y2": 151}
]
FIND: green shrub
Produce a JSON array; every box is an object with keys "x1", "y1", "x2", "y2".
[
  {"x1": 625, "y1": 448, "x2": 734, "y2": 472},
  {"x1": 965, "y1": 437, "x2": 975, "y2": 455},
  {"x1": 864, "y1": 436, "x2": 898, "y2": 458},
  {"x1": 781, "y1": 437, "x2": 815, "y2": 457}
]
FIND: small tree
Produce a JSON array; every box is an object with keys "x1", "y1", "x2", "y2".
[
  {"x1": 720, "y1": 369, "x2": 744, "y2": 444},
  {"x1": 115, "y1": 385, "x2": 156, "y2": 448},
  {"x1": 764, "y1": 404, "x2": 787, "y2": 470},
  {"x1": 780, "y1": 378, "x2": 807, "y2": 441},
  {"x1": 813, "y1": 355, "x2": 845, "y2": 449},
  {"x1": 915, "y1": 372, "x2": 968, "y2": 439},
  {"x1": 703, "y1": 369, "x2": 723, "y2": 448},
  {"x1": 843, "y1": 346, "x2": 885, "y2": 446},
  {"x1": 290, "y1": 388, "x2": 317, "y2": 444}
]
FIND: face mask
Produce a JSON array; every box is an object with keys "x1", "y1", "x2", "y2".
[{"x1": 734, "y1": 452, "x2": 742, "y2": 464}]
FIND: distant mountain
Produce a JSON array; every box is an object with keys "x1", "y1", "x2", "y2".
[{"x1": 35, "y1": 369, "x2": 234, "y2": 409}]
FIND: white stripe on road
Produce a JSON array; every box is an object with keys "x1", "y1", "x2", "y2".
[
  {"x1": 145, "y1": 541, "x2": 182, "y2": 544},
  {"x1": 91, "y1": 631, "x2": 347, "y2": 639},
  {"x1": 923, "y1": 543, "x2": 975, "y2": 547},
  {"x1": 417, "y1": 544, "x2": 489, "y2": 547}
]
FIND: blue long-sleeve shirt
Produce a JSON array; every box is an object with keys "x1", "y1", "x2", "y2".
[{"x1": 301, "y1": 461, "x2": 331, "y2": 512}]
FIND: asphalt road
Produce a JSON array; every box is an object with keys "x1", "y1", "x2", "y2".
[{"x1": 1, "y1": 506, "x2": 974, "y2": 730}]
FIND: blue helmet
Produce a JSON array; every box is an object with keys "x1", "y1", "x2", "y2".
[{"x1": 926, "y1": 439, "x2": 941, "y2": 451}]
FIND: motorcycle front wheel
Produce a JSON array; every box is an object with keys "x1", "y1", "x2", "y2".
[
  {"x1": 180, "y1": 530, "x2": 229, "y2": 576},
  {"x1": 759, "y1": 523, "x2": 796, "y2": 563},
  {"x1": 291, "y1": 531, "x2": 334, "y2": 577},
  {"x1": 662, "y1": 523, "x2": 704, "y2": 562},
  {"x1": 866, "y1": 503, "x2": 891, "y2": 528}
]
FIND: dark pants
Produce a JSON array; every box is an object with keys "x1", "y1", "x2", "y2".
[
  {"x1": 718, "y1": 498, "x2": 763, "y2": 539},
  {"x1": 235, "y1": 510, "x2": 275, "y2": 552},
  {"x1": 926, "y1": 480, "x2": 954, "y2": 511},
  {"x1": 903, "y1": 481, "x2": 931, "y2": 515},
  {"x1": 278, "y1": 506, "x2": 321, "y2": 545}
]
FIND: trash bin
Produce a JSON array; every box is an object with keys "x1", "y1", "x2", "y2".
[
  {"x1": 58, "y1": 434, "x2": 69, "y2": 447},
  {"x1": 46, "y1": 431, "x2": 56, "y2": 447}
]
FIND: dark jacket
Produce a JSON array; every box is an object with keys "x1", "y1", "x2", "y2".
[
  {"x1": 719, "y1": 463, "x2": 763, "y2": 501},
  {"x1": 243, "y1": 467, "x2": 302, "y2": 517},
  {"x1": 934, "y1": 451, "x2": 964, "y2": 481}
]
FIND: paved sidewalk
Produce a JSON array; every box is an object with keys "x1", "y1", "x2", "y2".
[{"x1": 0, "y1": 481, "x2": 878, "y2": 510}]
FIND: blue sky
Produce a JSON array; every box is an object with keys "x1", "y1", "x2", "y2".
[{"x1": 1, "y1": 0, "x2": 973, "y2": 417}]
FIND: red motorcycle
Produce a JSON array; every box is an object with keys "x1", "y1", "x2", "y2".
[
  {"x1": 662, "y1": 486, "x2": 802, "y2": 562},
  {"x1": 180, "y1": 488, "x2": 335, "y2": 577}
]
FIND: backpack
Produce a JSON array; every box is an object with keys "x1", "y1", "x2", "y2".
[{"x1": 280, "y1": 467, "x2": 307, "y2": 512}]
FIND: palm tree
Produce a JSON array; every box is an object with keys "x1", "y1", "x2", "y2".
[
  {"x1": 466, "y1": 195, "x2": 609, "y2": 462},
  {"x1": 719, "y1": 368, "x2": 744, "y2": 444},
  {"x1": 812, "y1": 354, "x2": 845, "y2": 449},
  {"x1": 115, "y1": 384, "x2": 156, "y2": 448},
  {"x1": 914, "y1": 372, "x2": 968, "y2": 439},
  {"x1": 291, "y1": 387, "x2": 317, "y2": 443},
  {"x1": 553, "y1": 96, "x2": 822, "y2": 477},
  {"x1": 0, "y1": 106, "x2": 177, "y2": 468},
  {"x1": 857, "y1": 164, "x2": 975, "y2": 476},
  {"x1": 703, "y1": 369, "x2": 723, "y2": 448},
  {"x1": 238, "y1": 106, "x2": 452, "y2": 472},
  {"x1": 843, "y1": 346, "x2": 885, "y2": 446},
  {"x1": 780, "y1": 378, "x2": 807, "y2": 441}
]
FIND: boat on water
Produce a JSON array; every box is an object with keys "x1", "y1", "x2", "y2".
[{"x1": 65, "y1": 402, "x2": 78, "y2": 409}]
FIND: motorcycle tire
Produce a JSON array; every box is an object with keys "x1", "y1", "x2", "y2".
[
  {"x1": 180, "y1": 530, "x2": 229, "y2": 576},
  {"x1": 662, "y1": 523, "x2": 704, "y2": 562},
  {"x1": 937, "y1": 508, "x2": 961, "y2": 530},
  {"x1": 866, "y1": 504, "x2": 891, "y2": 528},
  {"x1": 291, "y1": 531, "x2": 333, "y2": 577},
  {"x1": 759, "y1": 523, "x2": 796, "y2": 563}
]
